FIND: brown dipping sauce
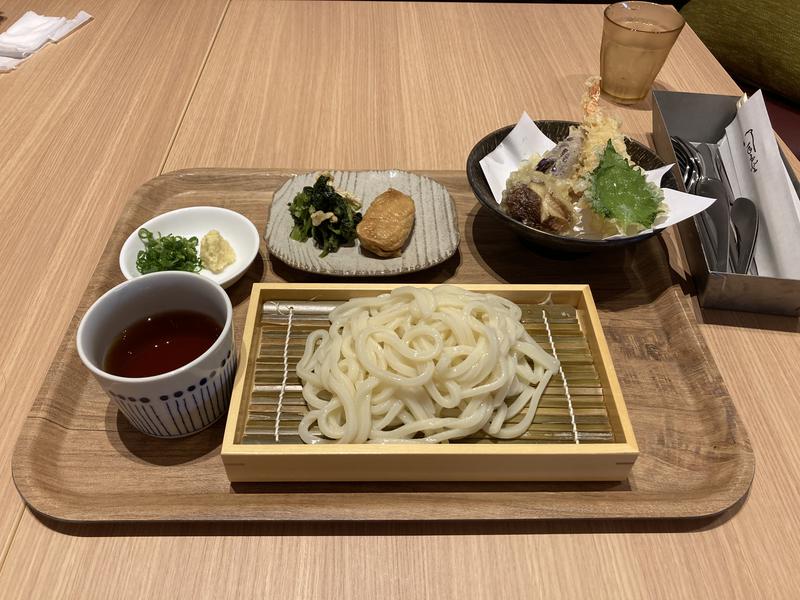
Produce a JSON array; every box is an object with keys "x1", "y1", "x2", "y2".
[{"x1": 104, "y1": 310, "x2": 222, "y2": 378}]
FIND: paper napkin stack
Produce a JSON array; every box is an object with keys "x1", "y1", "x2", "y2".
[{"x1": 0, "y1": 10, "x2": 92, "y2": 71}]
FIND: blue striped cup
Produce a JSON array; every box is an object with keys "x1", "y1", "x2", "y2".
[{"x1": 77, "y1": 271, "x2": 235, "y2": 438}]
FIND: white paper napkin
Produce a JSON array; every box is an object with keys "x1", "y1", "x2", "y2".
[
  {"x1": 717, "y1": 91, "x2": 800, "y2": 279},
  {"x1": 479, "y1": 113, "x2": 715, "y2": 240},
  {"x1": 0, "y1": 10, "x2": 92, "y2": 71}
]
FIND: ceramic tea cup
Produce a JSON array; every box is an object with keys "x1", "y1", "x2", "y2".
[{"x1": 77, "y1": 271, "x2": 235, "y2": 438}]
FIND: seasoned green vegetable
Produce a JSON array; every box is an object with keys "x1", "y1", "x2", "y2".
[
  {"x1": 588, "y1": 141, "x2": 664, "y2": 230},
  {"x1": 289, "y1": 173, "x2": 363, "y2": 257},
  {"x1": 135, "y1": 228, "x2": 202, "y2": 274}
]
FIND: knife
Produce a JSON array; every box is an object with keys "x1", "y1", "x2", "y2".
[
  {"x1": 708, "y1": 144, "x2": 743, "y2": 270},
  {"x1": 696, "y1": 144, "x2": 731, "y2": 272},
  {"x1": 694, "y1": 179, "x2": 730, "y2": 272}
]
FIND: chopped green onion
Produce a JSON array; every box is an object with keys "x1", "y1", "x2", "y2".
[{"x1": 135, "y1": 228, "x2": 202, "y2": 274}]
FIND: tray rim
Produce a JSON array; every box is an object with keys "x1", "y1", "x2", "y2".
[{"x1": 11, "y1": 167, "x2": 755, "y2": 523}]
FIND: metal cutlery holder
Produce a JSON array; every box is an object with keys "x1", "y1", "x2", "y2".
[{"x1": 653, "y1": 90, "x2": 800, "y2": 316}]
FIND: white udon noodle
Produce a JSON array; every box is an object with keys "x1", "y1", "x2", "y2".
[{"x1": 296, "y1": 286, "x2": 559, "y2": 444}]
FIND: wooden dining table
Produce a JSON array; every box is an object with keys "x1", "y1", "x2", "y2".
[{"x1": 1, "y1": 1, "x2": 799, "y2": 597}]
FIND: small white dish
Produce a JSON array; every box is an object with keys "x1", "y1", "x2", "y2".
[{"x1": 119, "y1": 207, "x2": 260, "y2": 288}]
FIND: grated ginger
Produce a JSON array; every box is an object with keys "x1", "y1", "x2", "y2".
[{"x1": 200, "y1": 230, "x2": 236, "y2": 273}]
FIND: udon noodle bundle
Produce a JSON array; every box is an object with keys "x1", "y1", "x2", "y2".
[{"x1": 296, "y1": 286, "x2": 559, "y2": 444}]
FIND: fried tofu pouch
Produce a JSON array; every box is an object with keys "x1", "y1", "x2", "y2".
[{"x1": 356, "y1": 188, "x2": 415, "y2": 257}]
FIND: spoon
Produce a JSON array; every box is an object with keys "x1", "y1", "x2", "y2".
[{"x1": 730, "y1": 197, "x2": 759, "y2": 274}]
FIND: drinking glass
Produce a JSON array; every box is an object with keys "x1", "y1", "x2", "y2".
[{"x1": 600, "y1": 2, "x2": 685, "y2": 104}]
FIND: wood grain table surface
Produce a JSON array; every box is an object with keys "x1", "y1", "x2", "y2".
[{"x1": 1, "y1": 1, "x2": 798, "y2": 598}]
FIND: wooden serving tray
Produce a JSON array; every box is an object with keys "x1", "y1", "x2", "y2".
[{"x1": 12, "y1": 169, "x2": 754, "y2": 521}]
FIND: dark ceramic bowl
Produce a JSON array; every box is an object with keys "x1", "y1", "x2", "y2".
[{"x1": 466, "y1": 120, "x2": 678, "y2": 253}]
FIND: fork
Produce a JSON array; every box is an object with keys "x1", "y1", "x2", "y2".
[{"x1": 670, "y1": 136, "x2": 702, "y2": 192}]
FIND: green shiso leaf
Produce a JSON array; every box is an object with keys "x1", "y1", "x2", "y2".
[{"x1": 589, "y1": 141, "x2": 663, "y2": 230}]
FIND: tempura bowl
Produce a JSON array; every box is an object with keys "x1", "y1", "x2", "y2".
[{"x1": 466, "y1": 120, "x2": 679, "y2": 253}]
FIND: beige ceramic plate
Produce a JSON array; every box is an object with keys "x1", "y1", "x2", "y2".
[{"x1": 265, "y1": 170, "x2": 460, "y2": 276}]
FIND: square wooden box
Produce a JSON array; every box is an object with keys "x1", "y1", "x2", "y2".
[{"x1": 222, "y1": 283, "x2": 638, "y2": 482}]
